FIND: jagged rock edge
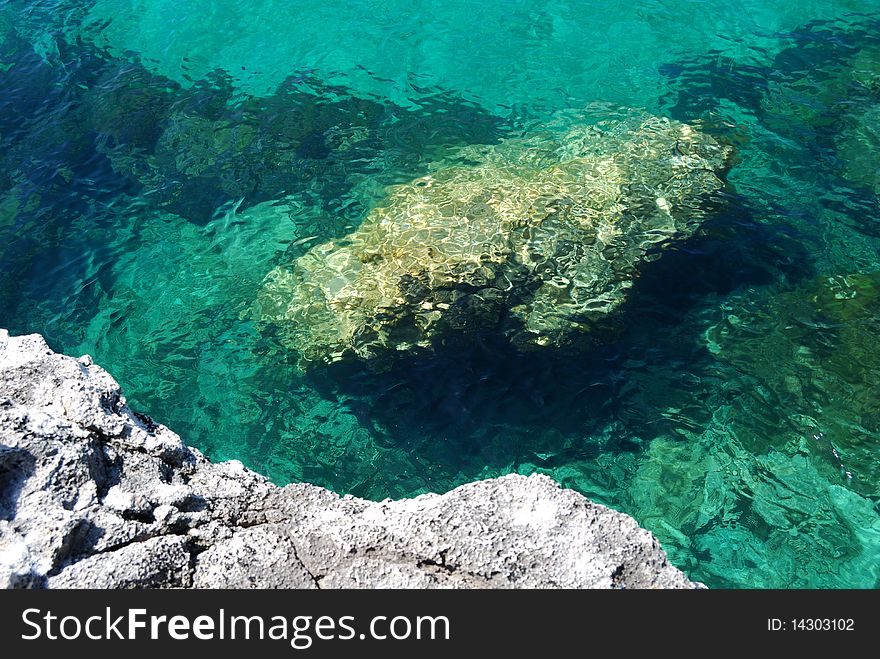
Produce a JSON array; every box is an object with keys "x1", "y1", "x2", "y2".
[{"x1": 0, "y1": 329, "x2": 702, "y2": 589}]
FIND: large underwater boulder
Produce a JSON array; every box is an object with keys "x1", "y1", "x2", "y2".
[{"x1": 258, "y1": 111, "x2": 733, "y2": 366}]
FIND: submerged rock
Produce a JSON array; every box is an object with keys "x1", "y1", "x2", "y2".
[
  {"x1": 704, "y1": 272, "x2": 880, "y2": 498},
  {"x1": 836, "y1": 103, "x2": 880, "y2": 196},
  {"x1": 0, "y1": 329, "x2": 697, "y2": 588},
  {"x1": 0, "y1": 19, "x2": 506, "y2": 229},
  {"x1": 759, "y1": 39, "x2": 880, "y2": 195},
  {"x1": 258, "y1": 111, "x2": 732, "y2": 366}
]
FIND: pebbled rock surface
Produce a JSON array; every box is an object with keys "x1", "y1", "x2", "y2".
[
  {"x1": 258, "y1": 109, "x2": 732, "y2": 367},
  {"x1": 0, "y1": 329, "x2": 699, "y2": 589}
]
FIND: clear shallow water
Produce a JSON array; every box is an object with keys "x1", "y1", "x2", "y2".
[{"x1": 1, "y1": 0, "x2": 879, "y2": 587}]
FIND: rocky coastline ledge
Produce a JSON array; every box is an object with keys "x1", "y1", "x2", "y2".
[{"x1": 0, "y1": 329, "x2": 698, "y2": 588}]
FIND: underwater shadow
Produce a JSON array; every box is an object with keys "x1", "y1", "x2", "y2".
[{"x1": 304, "y1": 192, "x2": 817, "y2": 490}]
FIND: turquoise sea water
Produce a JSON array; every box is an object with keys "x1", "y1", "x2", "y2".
[{"x1": 1, "y1": 0, "x2": 879, "y2": 587}]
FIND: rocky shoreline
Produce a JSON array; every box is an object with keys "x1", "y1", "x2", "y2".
[{"x1": 0, "y1": 329, "x2": 698, "y2": 588}]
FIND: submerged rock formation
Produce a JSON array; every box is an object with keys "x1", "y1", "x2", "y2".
[
  {"x1": 258, "y1": 111, "x2": 732, "y2": 366},
  {"x1": 0, "y1": 329, "x2": 697, "y2": 588},
  {"x1": 760, "y1": 39, "x2": 880, "y2": 196},
  {"x1": 704, "y1": 272, "x2": 880, "y2": 499}
]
